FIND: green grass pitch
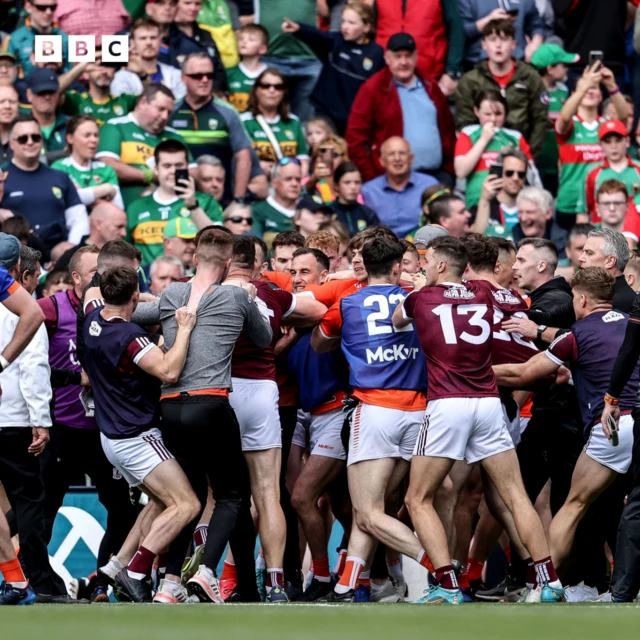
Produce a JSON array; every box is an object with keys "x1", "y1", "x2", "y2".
[{"x1": 2, "y1": 603, "x2": 640, "y2": 640}]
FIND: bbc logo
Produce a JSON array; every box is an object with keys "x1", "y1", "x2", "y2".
[{"x1": 34, "y1": 35, "x2": 129, "y2": 64}]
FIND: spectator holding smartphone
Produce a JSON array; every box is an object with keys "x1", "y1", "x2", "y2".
[
  {"x1": 304, "y1": 136, "x2": 349, "y2": 204},
  {"x1": 454, "y1": 89, "x2": 533, "y2": 208}
]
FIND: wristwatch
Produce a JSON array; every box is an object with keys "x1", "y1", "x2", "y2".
[
  {"x1": 536, "y1": 325, "x2": 547, "y2": 341},
  {"x1": 186, "y1": 201, "x2": 199, "y2": 211}
]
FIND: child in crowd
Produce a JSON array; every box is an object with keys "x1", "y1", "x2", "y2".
[
  {"x1": 282, "y1": 0, "x2": 384, "y2": 134},
  {"x1": 305, "y1": 117, "x2": 336, "y2": 149},
  {"x1": 226, "y1": 24, "x2": 270, "y2": 113}
]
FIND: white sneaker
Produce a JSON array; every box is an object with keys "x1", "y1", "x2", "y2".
[
  {"x1": 370, "y1": 580, "x2": 403, "y2": 603},
  {"x1": 520, "y1": 586, "x2": 542, "y2": 603},
  {"x1": 596, "y1": 591, "x2": 613, "y2": 602},
  {"x1": 187, "y1": 565, "x2": 224, "y2": 603},
  {"x1": 391, "y1": 577, "x2": 408, "y2": 601},
  {"x1": 565, "y1": 582, "x2": 600, "y2": 603},
  {"x1": 153, "y1": 579, "x2": 193, "y2": 604}
]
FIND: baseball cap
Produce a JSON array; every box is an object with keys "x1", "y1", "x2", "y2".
[
  {"x1": 297, "y1": 194, "x2": 333, "y2": 215},
  {"x1": 599, "y1": 119, "x2": 628, "y2": 140},
  {"x1": 413, "y1": 224, "x2": 449, "y2": 248},
  {"x1": 0, "y1": 52, "x2": 16, "y2": 63},
  {"x1": 0, "y1": 232, "x2": 21, "y2": 268},
  {"x1": 531, "y1": 43, "x2": 579, "y2": 69},
  {"x1": 163, "y1": 217, "x2": 197, "y2": 240},
  {"x1": 27, "y1": 68, "x2": 59, "y2": 94},
  {"x1": 386, "y1": 33, "x2": 416, "y2": 53}
]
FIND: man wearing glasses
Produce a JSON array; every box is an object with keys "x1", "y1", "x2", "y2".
[
  {"x1": 169, "y1": 52, "x2": 253, "y2": 206},
  {"x1": 584, "y1": 120, "x2": 640, "y2": 227},
  {"x1": 1, "y1": 114, "x2": 89, "y2": 251},
  {"x1": 3, "y1": 0, "x2": 71, "y2": 78}
]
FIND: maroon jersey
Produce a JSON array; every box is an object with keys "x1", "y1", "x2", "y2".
[
  {"x1": 231, "y1": 281, "x2": 295, "y2": 381},
  {"x1": 403, "y1": 282, "x2": 499, "y2": 401},
  {"x1": 467, "y1": 280, "x2": 538, "y2": 366}
]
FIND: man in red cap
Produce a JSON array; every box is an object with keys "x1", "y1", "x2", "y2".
[{"x1": 584, "y1": 119, "x2": 640, "y2": 228}]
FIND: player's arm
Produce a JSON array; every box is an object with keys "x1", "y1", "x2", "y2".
[
  {"x1": 136, "y1": 306, "x2": 196, "y2": 384},
  {"x1": 392, "y1": 290, "x2": 418, "y2": 330},
  {"x1": 281, "y1": 294, "x2": 328, "y2": 328},
  {"x1": 310, "y1": 301, "x2": 342, "y2": 353},
  {"x1": 493, "y1": 350, "x2": 561, "y2": 387},
  {"x1": 311, "y1": 325, "x2": 340, "y2": 353},
  {"x1": 1, "y1": 286, "x2": 45, "y2": 366}
]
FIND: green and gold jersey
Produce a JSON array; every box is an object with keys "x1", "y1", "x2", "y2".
[
  {"x1": 127, "y1": 190, "x2": 223, "y2": 265},
  {"x1": 96, "y1": 113, "x2": 191, "y2": 207},
  {"x1": 226, "y1": 63, "x2": 265, "y2": 113},
  {"x1": 62, "y1": 91, "x2": 138, "y2": 126},
  {"x1": 239, "y1": 112, "x2": 309, "y2": 162}
]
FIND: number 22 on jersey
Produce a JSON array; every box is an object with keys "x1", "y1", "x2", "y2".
[{"x1": 364, "y1": 293, "x2": 413, "y2": 336}]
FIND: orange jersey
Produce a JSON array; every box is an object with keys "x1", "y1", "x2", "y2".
[
  {"x1": 302, "y1": 278, "x2": 362, "y2": 307},
  {"x1": 262, "y1": 271, "x2": 293, "y2": 292}
]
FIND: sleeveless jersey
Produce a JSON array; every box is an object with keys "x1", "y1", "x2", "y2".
[
  {"x1": 556, "y1": 115, "x2": 606, "y2": 213},
  {"x1": 339, "y1": 284, "x2": 426, "y2": 392},
  {"x1": 404, "y1": 282, "x2": 499, "y2": 401},
  {"x1": 48, "y1": 291, "x2": 96, "y2": 430},
  {"x1": 455, "y1": 125, "x2": 532, "y2": 208},
  {"x1": 83, "y1": 307, "x2": 160, "y2": 439},
  {"x1": 547, "y1": 310, "x2": 640, "y2": 433}
]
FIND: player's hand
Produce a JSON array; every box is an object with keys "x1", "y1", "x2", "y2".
[
  {"x1": 242, "y1": 282, "x2": 257, "y2": 299},
  {"x1": 601, "y1": 402, "x2": 620, "y2": 440},
  {"x1": 175, "y1": 306, "x2": 197, "y2": 330},
  {"x1": 282, "y1": 17, "x2": 300, "y2": 33},
  {"x1": 503, "y1": 317, "x2": 538, "y2": 339},
  {"x1": 326, "y1": 269, "x2": 355, "y2": 281},
  {"x1": 481, "y1": 174, "x2": 503, "y2": 201},
  {"x1": 411, "y1": 272, "x2": 427, "y2": 291},
  {"x1": 555, "y1": 365, "x2": 571, "y2": 385},
  {"x1": 29, "y1": 427, "x2": 49, "y2": 456},
  {"x1": 80, "y1": 371, "x2": 91, "y2": 387},
  {"x1": 174, "y1": 175, "x2": 197, "y2": 209}
]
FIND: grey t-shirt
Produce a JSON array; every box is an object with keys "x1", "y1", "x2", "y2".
[{"x1": 133, "y1": 282, "x2": 272, "y2": 394}]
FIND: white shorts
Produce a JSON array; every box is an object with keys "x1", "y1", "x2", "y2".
[
  {"x1": 502, "y1": 402, "x2": 522, "y2": 447},
  {"x1": 309, "y1": 408, "x2": 346, "y2": 460},
  {"x1": 414, "y1": 397, "x2": 514, "y2": 464},
  {"x1": 584, "y1": 413, "x2": 634, "y2": 474},
  {"x1": 100, "y1": 428, "x2": 173, "y2": 488},
  {"x1": 230, "y1": 377, "x2": 281, "y2": 451},
  {"x1": 519, "y1": 416, "x2": 531, "y2": 436},
  {"x1": 292, "y1": 410, "x2": 310, "y2": 450},
  {"x1": 348, "y1": 402, "x2": 423, "y2": 467}
]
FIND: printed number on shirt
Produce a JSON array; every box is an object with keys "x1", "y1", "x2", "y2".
[
  {"x1": 493, "y1": 310, "x2": 537, "y2": 350},
  {"x1": 255, "y1": 297, "x2": 275, "y2": 322},
  {"x1": 432, "y1": 303, "x2": 490, "y2": 345},
  {"x1": 364, "y1": 293, "x2": 412, "y2": 336}
]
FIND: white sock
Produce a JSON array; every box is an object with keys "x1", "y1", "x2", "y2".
[
  {"x1": 387, "y1": 559, "x2": 404, "y2": 582},
  {"x1": 9, "y1": 581, "x2": 28, "y2": 589},
  {"x1": 256, "y1": 554, "x2": 266, "y2": 571},
  {"x1": 371, "y1": 580, "x2": 387, "y2": 592}
]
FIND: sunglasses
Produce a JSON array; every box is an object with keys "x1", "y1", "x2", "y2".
[
  {"x1": 227, "y1": 216, "x2": 253, "y2": 224},
  {"x1": 32, "y1": 3, "x2": 57, "y2": 11},
  {"x1": 257, "y1": 82, "x2": 285, "y2": 91},
  {"x1": 279, "y1": 157, "x2": 301, "y2": 166},
  {"x1": 185, "y1": 72, "x2": 214, "y2": 81},
  {"x1": 15, "y1": 133, "x2": 43, "y2": 144},
  {"x1": 320, "y1": 148, "x2": 343, "y2": 158},
  {"x1": 504, "y1": 170, "x2": 526, "y2": 179}
]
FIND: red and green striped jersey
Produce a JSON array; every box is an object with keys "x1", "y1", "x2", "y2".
[
  {"x1": 455, "y1": 125, "x2": 532, "y2": 208},
  {"x1": 556, "y1": 115, "x2": 606, "y2": 214},
  {"x1": 585, "y1": 157, "x2": 640, "y2": 223},
  {"x1": 539, "y1": 82, "x2": 569, "y2": 176}
]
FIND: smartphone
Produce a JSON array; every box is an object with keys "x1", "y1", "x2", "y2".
[
  {"x1": 320, "y1": 146, "x2": 334, "y2": 166},
  {"x1": 506, "y1": 8, "x2": 519, "y2": 16},
  {"x1": 607, "y1": 414, "x2": 619, "y2": 447},
  {"x1": 175, "y1": 168, "x2": 189, "y2": 187},
  {"x1": 589, "y1": 51, "x2": 604, "y2": 66},
  {"x1": 489, "y1": 163, "x2": 503, "y2": 178}
]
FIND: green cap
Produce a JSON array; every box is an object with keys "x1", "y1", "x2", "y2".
[
  {"x1": 531, "y1": 43, "x2": 579, "y2": 69},
  {"x1": 163, "y1": 217, "x2": 197, "y2": 240}
]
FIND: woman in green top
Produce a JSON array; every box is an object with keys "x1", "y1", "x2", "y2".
[
  {"x1": 454, "y1": 90, "x2": 533, "y2": 209},
  {"x1": 240, "y1": 68, "x2": 310, "y2": 177},
  {"x1": 51, "y1": 115, "x2": 124, "y2": 210}
]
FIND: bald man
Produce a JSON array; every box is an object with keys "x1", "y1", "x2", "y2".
[
  {"x1": 360, "y1": 136, "x2": 439, "y2": 237},
  {"x1": 55, "y1": 202, "x2": 128, "y2": 270}
]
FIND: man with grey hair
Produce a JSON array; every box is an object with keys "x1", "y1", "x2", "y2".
[
  {"x1": 195, "y1": 155, "x2": 225, "y2": 202},
  {"x1": 149, "y1": 255, "x2": 185, "y2": 296},
  {"x1": 510, "y1": 186, "x2": 566, "y2": 259},
  {"x1": 169, "y1": 52, "x2": 252, "y2": 204}
]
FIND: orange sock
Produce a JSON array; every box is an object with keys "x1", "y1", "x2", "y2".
[
  {"x1": 0, "y1": 558, "x2": 26, "y2": 584},
  {"x1": 337, "y1": 557, "x2": 365, "y2": 591},
  {"x1": 417, "y1": 550, "x2": 434, "y2": 573},
  {"x1": 312, "y1": 556, "x2": 330, "y2": 580},
  {"x1": 466, "y1": 558, "x2": 484, "y2": 582},
  {"x1": 220, "y1": 561, "x2": 237, "y2": 582}
]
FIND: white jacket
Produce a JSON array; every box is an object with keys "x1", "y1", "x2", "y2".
[
  {"x1": 111, "y1": 63, "x2": 187, "y2": 102},
  {"x1": 0, "y1": 304, "x2": 52, "y2": 428}
]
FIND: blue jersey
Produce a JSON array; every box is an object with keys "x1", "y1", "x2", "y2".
[
  {"x1": 339, "y1": 284, "x2": 427, "y2": 392},
  {"x1": 286, "y1": 333, "x2": 350, "y2": 411},
  {"x1": 83, "y1": 307, "x2": 160, "y2": 439},
  {"x1": 0, "y1": 265, "x2": 17, "y2": 303},
  {"x1": 547, "y1": 310, "x2": 640, "y2": 433}
]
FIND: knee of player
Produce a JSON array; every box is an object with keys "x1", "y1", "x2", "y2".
[
  {"x1": 181, "y1": 494, "x2": 203, "y2": 523},
  {"x1": 353, "y1": 508, "x2": 374, "y2": 534}
]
